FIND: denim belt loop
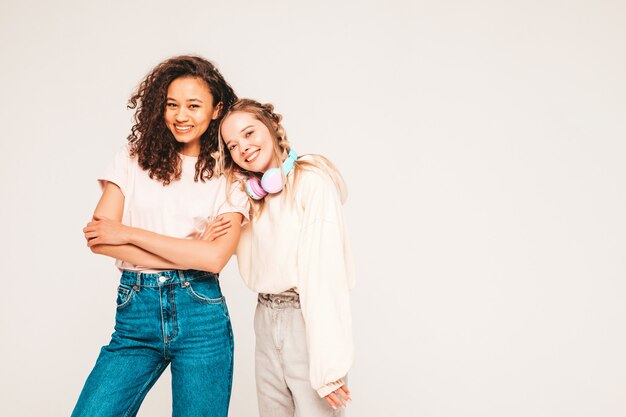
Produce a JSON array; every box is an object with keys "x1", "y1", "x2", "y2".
[
  {"x1": 134, "y1": 273, "x2": 141, "y2": 292},
  {"x1": 179, "y1": 270, "x2": 188, "y2": 288}
]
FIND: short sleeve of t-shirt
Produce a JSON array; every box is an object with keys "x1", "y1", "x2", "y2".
[
  {"x1": 98, "y1": 144, "x2": 131, "y2": 195},
  {"x1": 216, "y1": 180, "x2": 251, "y2": 225}
]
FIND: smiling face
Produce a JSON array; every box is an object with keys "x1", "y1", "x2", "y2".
[
  {"x1": 164, "y1": 76, "x2": 221, "y2": 156},
  {"x1": 220, "y1": 111, "x2": 280, "y2": 173}
]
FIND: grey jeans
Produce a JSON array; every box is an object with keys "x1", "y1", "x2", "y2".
[{"x1": 255, "y1": 291, "x2": 344, "y2": 417}]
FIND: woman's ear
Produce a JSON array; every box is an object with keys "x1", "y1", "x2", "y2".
[{"x1": 212, "y1": 102, "x2": 224, "y2": 120}]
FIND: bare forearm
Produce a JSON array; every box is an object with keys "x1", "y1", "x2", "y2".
[
  {"x1": 91, "y1": 244, "x2": 185, "y2": 270},
  {"x1": 85, "y1": 211, "x2": 243, "y2": 273},
  {"x1": 127, "y1": 228, "x2": 231, "y2": 273}
]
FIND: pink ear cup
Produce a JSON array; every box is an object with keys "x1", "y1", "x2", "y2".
[
  {"x1": 244, "y1": 150, "x2": 298, "y2": 200},
  {"x1": 246, "y1": 176, "x2": 268, "y2": 200},
  {"x1": 260, "y1": 168, "x2": 285, "y2": 194}
]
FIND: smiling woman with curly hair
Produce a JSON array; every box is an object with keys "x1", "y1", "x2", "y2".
[
  {"x1": 71, "y1": 55, "x2": 249, "y2": 417},
  {"x1": 128, "y1": 55, "x2": 237, "y2": 184}
]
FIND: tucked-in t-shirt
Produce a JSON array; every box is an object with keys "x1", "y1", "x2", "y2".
[
  {"x1": 236, "y1": 157, "x2": 355, "y2": 398},
  {"x1": 98, "y1": 144, "x2": 250, "y2": 271}
]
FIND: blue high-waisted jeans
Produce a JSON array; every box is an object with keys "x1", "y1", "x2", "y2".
[{"x1": 72, "y1": 270, "x2": 234, "y2": 417}]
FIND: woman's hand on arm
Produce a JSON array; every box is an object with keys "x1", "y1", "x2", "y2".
[
  {"x1": 84, "y1": 215, "x2": 133, "y2": 246},
  {"x1": 200, "y1": 217, "x2": 232, "y2": 241}
]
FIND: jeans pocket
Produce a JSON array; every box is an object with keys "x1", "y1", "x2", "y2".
[
  {"x1": 116, "y1": 284, "x2": 135, "y2": 310},
  {"x1": 186, "y1": 280, "x2": 224, "y2": 304}
]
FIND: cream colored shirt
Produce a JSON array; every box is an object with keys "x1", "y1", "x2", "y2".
[
  {"x1": 99, "y1": 144, "x2": 250, "y2": 271},
  {"x1": 236, "y1": 159, "x2": 355, "y2": 397}
]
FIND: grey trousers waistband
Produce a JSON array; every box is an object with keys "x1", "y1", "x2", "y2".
[{"x1": 258, "y1": 289, "x2": 301, "y2": 309}]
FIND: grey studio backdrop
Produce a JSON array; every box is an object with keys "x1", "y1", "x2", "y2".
[{"x1": 1, "y1": 1, "x2": 625, "y2": 416}]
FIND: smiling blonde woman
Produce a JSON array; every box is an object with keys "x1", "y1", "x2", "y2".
[{"x1": 209, "y1": 98, "x2": 355, "y2": 416}]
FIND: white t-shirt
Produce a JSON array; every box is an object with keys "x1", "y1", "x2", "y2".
[{"x1": 99, "y1": 144, "x2": 250, "y2": 271}]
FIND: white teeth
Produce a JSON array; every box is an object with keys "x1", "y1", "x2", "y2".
[
  {"x1": 246, "y1": 150, "x2": 260, "y2": 163},
  {"x1": 176, "y1": 125, "x2": 192, "y2": 132}
]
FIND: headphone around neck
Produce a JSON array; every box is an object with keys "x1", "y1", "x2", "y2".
[{"x1": 245, "y1": 150, "x2": 298, "y2": 200}]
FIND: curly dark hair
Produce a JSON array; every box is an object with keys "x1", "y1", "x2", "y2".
[{"x1": 127, "y1": 55, "x2": 237, "y2": 185}]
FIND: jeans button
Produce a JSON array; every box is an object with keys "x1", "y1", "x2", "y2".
[{"x1": 159, "y1": 276, "x2": 167, "y2": 283}]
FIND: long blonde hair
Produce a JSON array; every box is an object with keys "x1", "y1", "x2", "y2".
[{"x1": 214, "y1": 99, "x2": 347, "y2": 218}]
